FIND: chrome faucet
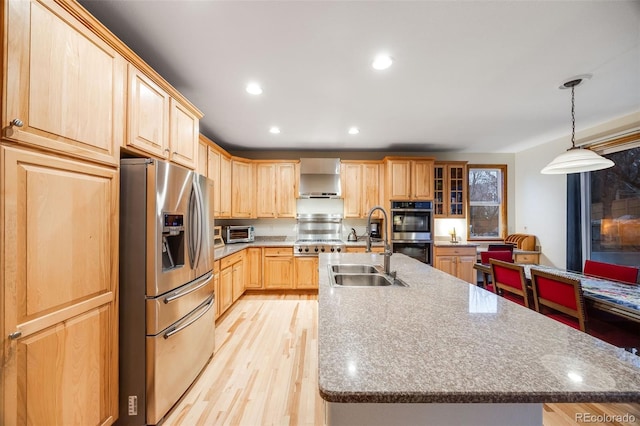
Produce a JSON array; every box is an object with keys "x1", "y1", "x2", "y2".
[{"x1": 366, "y1": 206, "x2": 394, "y2": 277}]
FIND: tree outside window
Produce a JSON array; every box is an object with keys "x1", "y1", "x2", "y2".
[{"x1": 468, "y1": 166, "x2": 507, "y2": 240}]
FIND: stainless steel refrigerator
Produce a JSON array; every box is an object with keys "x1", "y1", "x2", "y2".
[{"x1": 118, "y1": 158, "x2": 215, "y2": 425}]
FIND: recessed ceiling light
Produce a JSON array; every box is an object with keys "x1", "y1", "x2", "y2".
[
  {"x1": 348, "y1": 127, "x2": 359, "y2": 135},
  {"x1": 269, "y1": 126, "x2": 280, "y2": 134},
  {"x1": 246, "y1": 82, "x2": 263, "y2": 95},
  {"x1": 372, "y1": 55, "x2": 393, "y2": 70}
]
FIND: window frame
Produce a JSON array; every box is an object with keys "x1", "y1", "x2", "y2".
[{"x1": 467, "y1": 164, "x2": 508, "y2": 241}]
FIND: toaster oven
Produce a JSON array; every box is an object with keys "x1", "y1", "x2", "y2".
[{"x1": 223, "y1": 225, "x2": 255, "y2": 243}]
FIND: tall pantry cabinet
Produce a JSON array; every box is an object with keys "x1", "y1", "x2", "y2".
[{"x1": 1, "y1": 0, "x2": 123, "y2": 424}]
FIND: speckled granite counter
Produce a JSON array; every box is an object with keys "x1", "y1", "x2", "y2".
[
  {"x1": 318, "y1": 253, "x2": 640, "y2": 405},
  {"x1": 213, "y1": 237, "x2": 296, "y2": 260}
]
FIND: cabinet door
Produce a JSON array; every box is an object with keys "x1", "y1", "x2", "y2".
[
  {"x1": 219, "y1": 266, "x2": 233, "y2": 314},
  {"x1": 434, "y1": 165, "x2": 446, "y2": 217},
  {"x1": 387, "y1": 160, "x2": 412, "y2": 200},
  {"x1": 413, "y1": 159, "x2": 434, "y2": 200},
  {"x1": 169, "y1": 98, "x2": 198, "y2": 169},
  {"x1": 256, "y1": 163, "x2": 276, "y2": 217},
  {"x1": 342, "y1": 163, "x2": 362, "y2": 217},
  {"x1": 457, "y1": 256, "x2": 477, "y2": 284},
  {"x1": 1, "y1": 146, "x2": 118, "y2": 425},
  {"x1": 4, "y1": 0, "x2": 125, "y2": 166},
  {"x1": 232, "y1": 160, "x2": 254, "y2": 218},
  {"x1": 219, "y1": 155, "x2": 232, "y2": 217},
  {"x1": 447, "y1": 164, "x2": 466, "y2": 217},
  {"x1": 232, "y1": 260, "x2": 245, "y2": 302},
  {"x1": 362, "y1": 163, "x2": 381, "y2": 217},
  {"x1": 127, "y1": 65, "x2": 170, "y2": 158},
  {"x1": 276, "y1": 163, "x2": 297, "y2": 218},
  {"x1": 197, "y1": 140, "x2": 208, "y2": 176},
  {"x1": 207, "y1": 147, "x2": 221, "y2": 216},
  {"x1": 295, "y1": 257, "x2": 319, "y2": 289},
  {"x1": 213, "y1": 264, "x2": 221, "y2": 320},
  {"x1": 263, "y1": 256, "x2": 294, "y2": 289},
  {"x1": 246, "y1": 247, "x2": 263, "y2": 289},
  {"x1": 434, "y1": 256, "x2": 457, "y2": 277}
]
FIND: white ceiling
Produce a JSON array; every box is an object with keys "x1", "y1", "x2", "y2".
[{"x1": 79, "y1": 0, "x2": 640, "y2": 154}]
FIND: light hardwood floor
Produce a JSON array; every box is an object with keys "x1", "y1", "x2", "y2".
[{"x1": 164, "y1": 294, "x2": 640, "y2": 426}]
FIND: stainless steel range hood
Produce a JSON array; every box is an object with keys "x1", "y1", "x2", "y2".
[{"x1": 298, "y1": 158, "x2": 342, "y2": 198}]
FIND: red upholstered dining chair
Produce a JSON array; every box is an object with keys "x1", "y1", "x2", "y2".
[
  {"x1": 583, "y1": 260, "x2": 639, "y2": 284},
  {"x1": 487, "y1": 243, "x2": 515, "y2": 254},
  {"x1": 530, "y1": 269, "x2": 586, "y2": 331},
  {"x1": 489, "y1": 259, "x2": 531, "y2": 308},
  {"x1": 479, "y1": 251, "x2": 513, "y2": 292}
]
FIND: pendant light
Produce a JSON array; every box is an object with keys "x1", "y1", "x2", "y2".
[{"x1": 541, "y1": 77, "x2": 614, "y2": 174}]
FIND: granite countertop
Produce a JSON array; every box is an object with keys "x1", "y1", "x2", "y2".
[{"x1": 318, "y1": 253, "x2": 640, "y2": 404}]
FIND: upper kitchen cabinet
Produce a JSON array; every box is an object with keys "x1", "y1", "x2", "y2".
[
  {"x1": 341, "y1": 161, "x2": 383, "y2": 218},
  {"x1": 200, "y1": 135, "x2": 232, "y2": 218},
  {"x1": 231, "y1": 157, "x2": 255, "y2": 218},
  {"x1": 434, "y1": 161, "x2": 467, "y2": 218},
  {"x1": 255, "y1": 161, "x2": 298, "y2": 218},
  {"x1": 385, "y1": 157, "x2": 435, "y2": 201},
  {"x1": 126, "y1": 65, "x2": 201, "y2": 169},
  {"x1": 3, "y1": 0, "x2": 125, "y2": 166}
]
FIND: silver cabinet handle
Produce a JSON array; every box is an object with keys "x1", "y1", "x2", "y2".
[
  {"x1": 9, "y1": 331, "x2": 22, "y2": 340},
  {"x1": 10, "y1": 119, "x2": 24, "y2": 127}
]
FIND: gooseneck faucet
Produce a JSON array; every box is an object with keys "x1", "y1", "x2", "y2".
[{"x1": 366, "y1": 206, "x2": 394, "y2": 277}]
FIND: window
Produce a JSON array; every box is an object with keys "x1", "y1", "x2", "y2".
[
  {"x1": 467, "y1": 165, "x2": 507, "y2": 240},
  {"x1": 587, "y1": 145, "x2": 640, "y2": 266}
]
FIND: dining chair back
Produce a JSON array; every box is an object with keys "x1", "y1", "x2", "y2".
[
  {"x1": 490, "y1": 259, "x2": 531, "y2": 308},
  {"x1": 583, "y1": 260, "x2": 638, "y2": 285},
  {"x1": 480, "y1": 250, "x2": 513, "y2": 265},
  {"x1": 530, "y1": 269, "x2": 586, "y2": 331},
  {"x1": 487, "y1": 243, "x2": 515, "y2": 254}
]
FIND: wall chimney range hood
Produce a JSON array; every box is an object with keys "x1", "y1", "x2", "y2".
[{"x1": 298, "y1": 158, "x2": 342, "y2": 198}]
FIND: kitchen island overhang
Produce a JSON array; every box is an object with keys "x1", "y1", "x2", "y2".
[{"x1": 318, "y1": 253, "x2": 640, "y2": 425}]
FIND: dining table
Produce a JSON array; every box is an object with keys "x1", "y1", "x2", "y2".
[{"x1": 473, "y1": 262, "x2": 640, "y2": 324}]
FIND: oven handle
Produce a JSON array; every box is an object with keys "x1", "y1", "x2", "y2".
[
  {"x1": 390, "y1": 208, "x2": 432, "y2": 213},
  {"x1": 164, "y1": 271, "x2": 213, "y2": 304},
  {"x1": 392, "y1": 240, "x2": 433, "y2": 243},
  {"x1": 163, "y1": 294, "x2": 214, "y2": 339}
]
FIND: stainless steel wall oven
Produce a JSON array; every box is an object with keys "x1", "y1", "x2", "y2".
[{"x1": 391, "y1": 201, "x2": 433, "y2": 264}]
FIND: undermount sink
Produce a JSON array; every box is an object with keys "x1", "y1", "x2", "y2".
[
  {"x1": 331, "y1": 264, "x2": 381, "y2": 274},
  {"x1": 328, "y1": 264, "x2": 409, "y2": 287}
]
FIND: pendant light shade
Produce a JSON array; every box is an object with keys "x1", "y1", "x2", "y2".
[{"x1": 541, "y1": 76, "x2": 615, "y2": 175}]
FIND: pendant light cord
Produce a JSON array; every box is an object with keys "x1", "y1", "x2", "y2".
[{"x1": 571, "y1": 84, "x2": 576, "y2": 148}]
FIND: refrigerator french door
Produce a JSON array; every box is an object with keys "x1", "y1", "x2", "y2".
[{"x1": 119, "y1": 159, "x2": 215, "y2": 426}]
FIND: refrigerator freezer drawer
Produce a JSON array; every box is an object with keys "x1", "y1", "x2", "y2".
[
  {"x1": 145, "y1": 295, "x2": 215, "y2": 425},
  {"x1": 146, "y1": 271, "x2": 214, "y2": 335}
]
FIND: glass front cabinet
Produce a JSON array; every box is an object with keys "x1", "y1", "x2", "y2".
[{"x1": 434, "y1": 162, "x2": 467, "y2": 218}]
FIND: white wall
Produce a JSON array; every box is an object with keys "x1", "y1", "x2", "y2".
[{"x1": 514, "y1": 112, "x2": 640, "y2": 268}]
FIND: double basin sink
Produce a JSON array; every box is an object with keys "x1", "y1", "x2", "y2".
[{"x1": 329, "y1": 264, "x2": 408, "y2": 287}]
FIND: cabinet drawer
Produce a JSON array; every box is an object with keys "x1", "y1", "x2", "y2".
[
  {"x1": 220, "y1": 251, "x2": 243, "y2": 269},
  {"x1": 435, "y1": 246, "x2": 476, "y2": 257},
  {"x1": 264, "y1": 247, "x2": 293, "y2": 256},
  {"x1": 514, "y1": 253, "x2": 539, "y2": 264}
]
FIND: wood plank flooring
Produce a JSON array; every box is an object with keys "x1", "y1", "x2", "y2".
[{"x1": 164, "y1": 294, "x2": 640, "y2": 426}]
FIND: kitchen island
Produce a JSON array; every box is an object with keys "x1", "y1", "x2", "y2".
[{"x1": 318, "y1": 253, "x2": 640, "y2": 426}]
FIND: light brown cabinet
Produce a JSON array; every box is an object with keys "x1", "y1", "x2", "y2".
[
  {"x1": 255, "y1": 162, "x2": 298, "y2": 218},
  {"x1": 434, "y1": 246, "x2": 477, "y2": 284},
  {"x1": 263, "y1": 247, "x2": 294, "y2": 289},
  {"x1": 434, "y1": 162, "x2": 467, "y2": 218},
  {"x1": 3, "y1": 0, "x2": 125, "y2": 167},
  {"x1": 341, "y1": 161, "x2": 382, "y2": 218},
  {"x1": 294, "y1": 257, "x2": 319, "y2": 289},
  {"x1": 203, "y1": 141, "x2": 232, "y2": 219},
  {"x1": 127, "y1": 66, "x2": 200, "y2": 169},
  {"x1": 246, "y1": 247, "x2": 263, "y2": 289},
  {"x1": 231, "y1": 158, "x2": 255, "y2": 218},
  {"x1": 219, "y1": 265, "x2": 233, "y2": 315},
  {"x1": 220, "y1": 251, "x2": 245, "y2": 307},
  {"x1": 385, "y1": 158, "x2": 435, "y2": 201},
  {"x1": 197, "y1": 139, "x2": 208, "y2": 176},
  {"x1": 213, "y1": 260, "x2": 221, "y2": 320},
  {"x1": 1, "y1": 145, "x2": 118, "y2": 425}
]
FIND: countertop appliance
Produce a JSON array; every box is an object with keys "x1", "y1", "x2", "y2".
[
  {"x1": 294, "y1": 213, "x2": 345, "y2": 256},
  {"x1": 223, "y1": 225, "x2": 255, "y2": 243},
  {"x1": 298, "y1": 158, "x2": 341, "y2": 198},
  {"x1": 119, "y1": 159, "x2": 215, "y2": 426},
  {"x1": 391, "y1": 201, "x2": 433, "y2": 264}
]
